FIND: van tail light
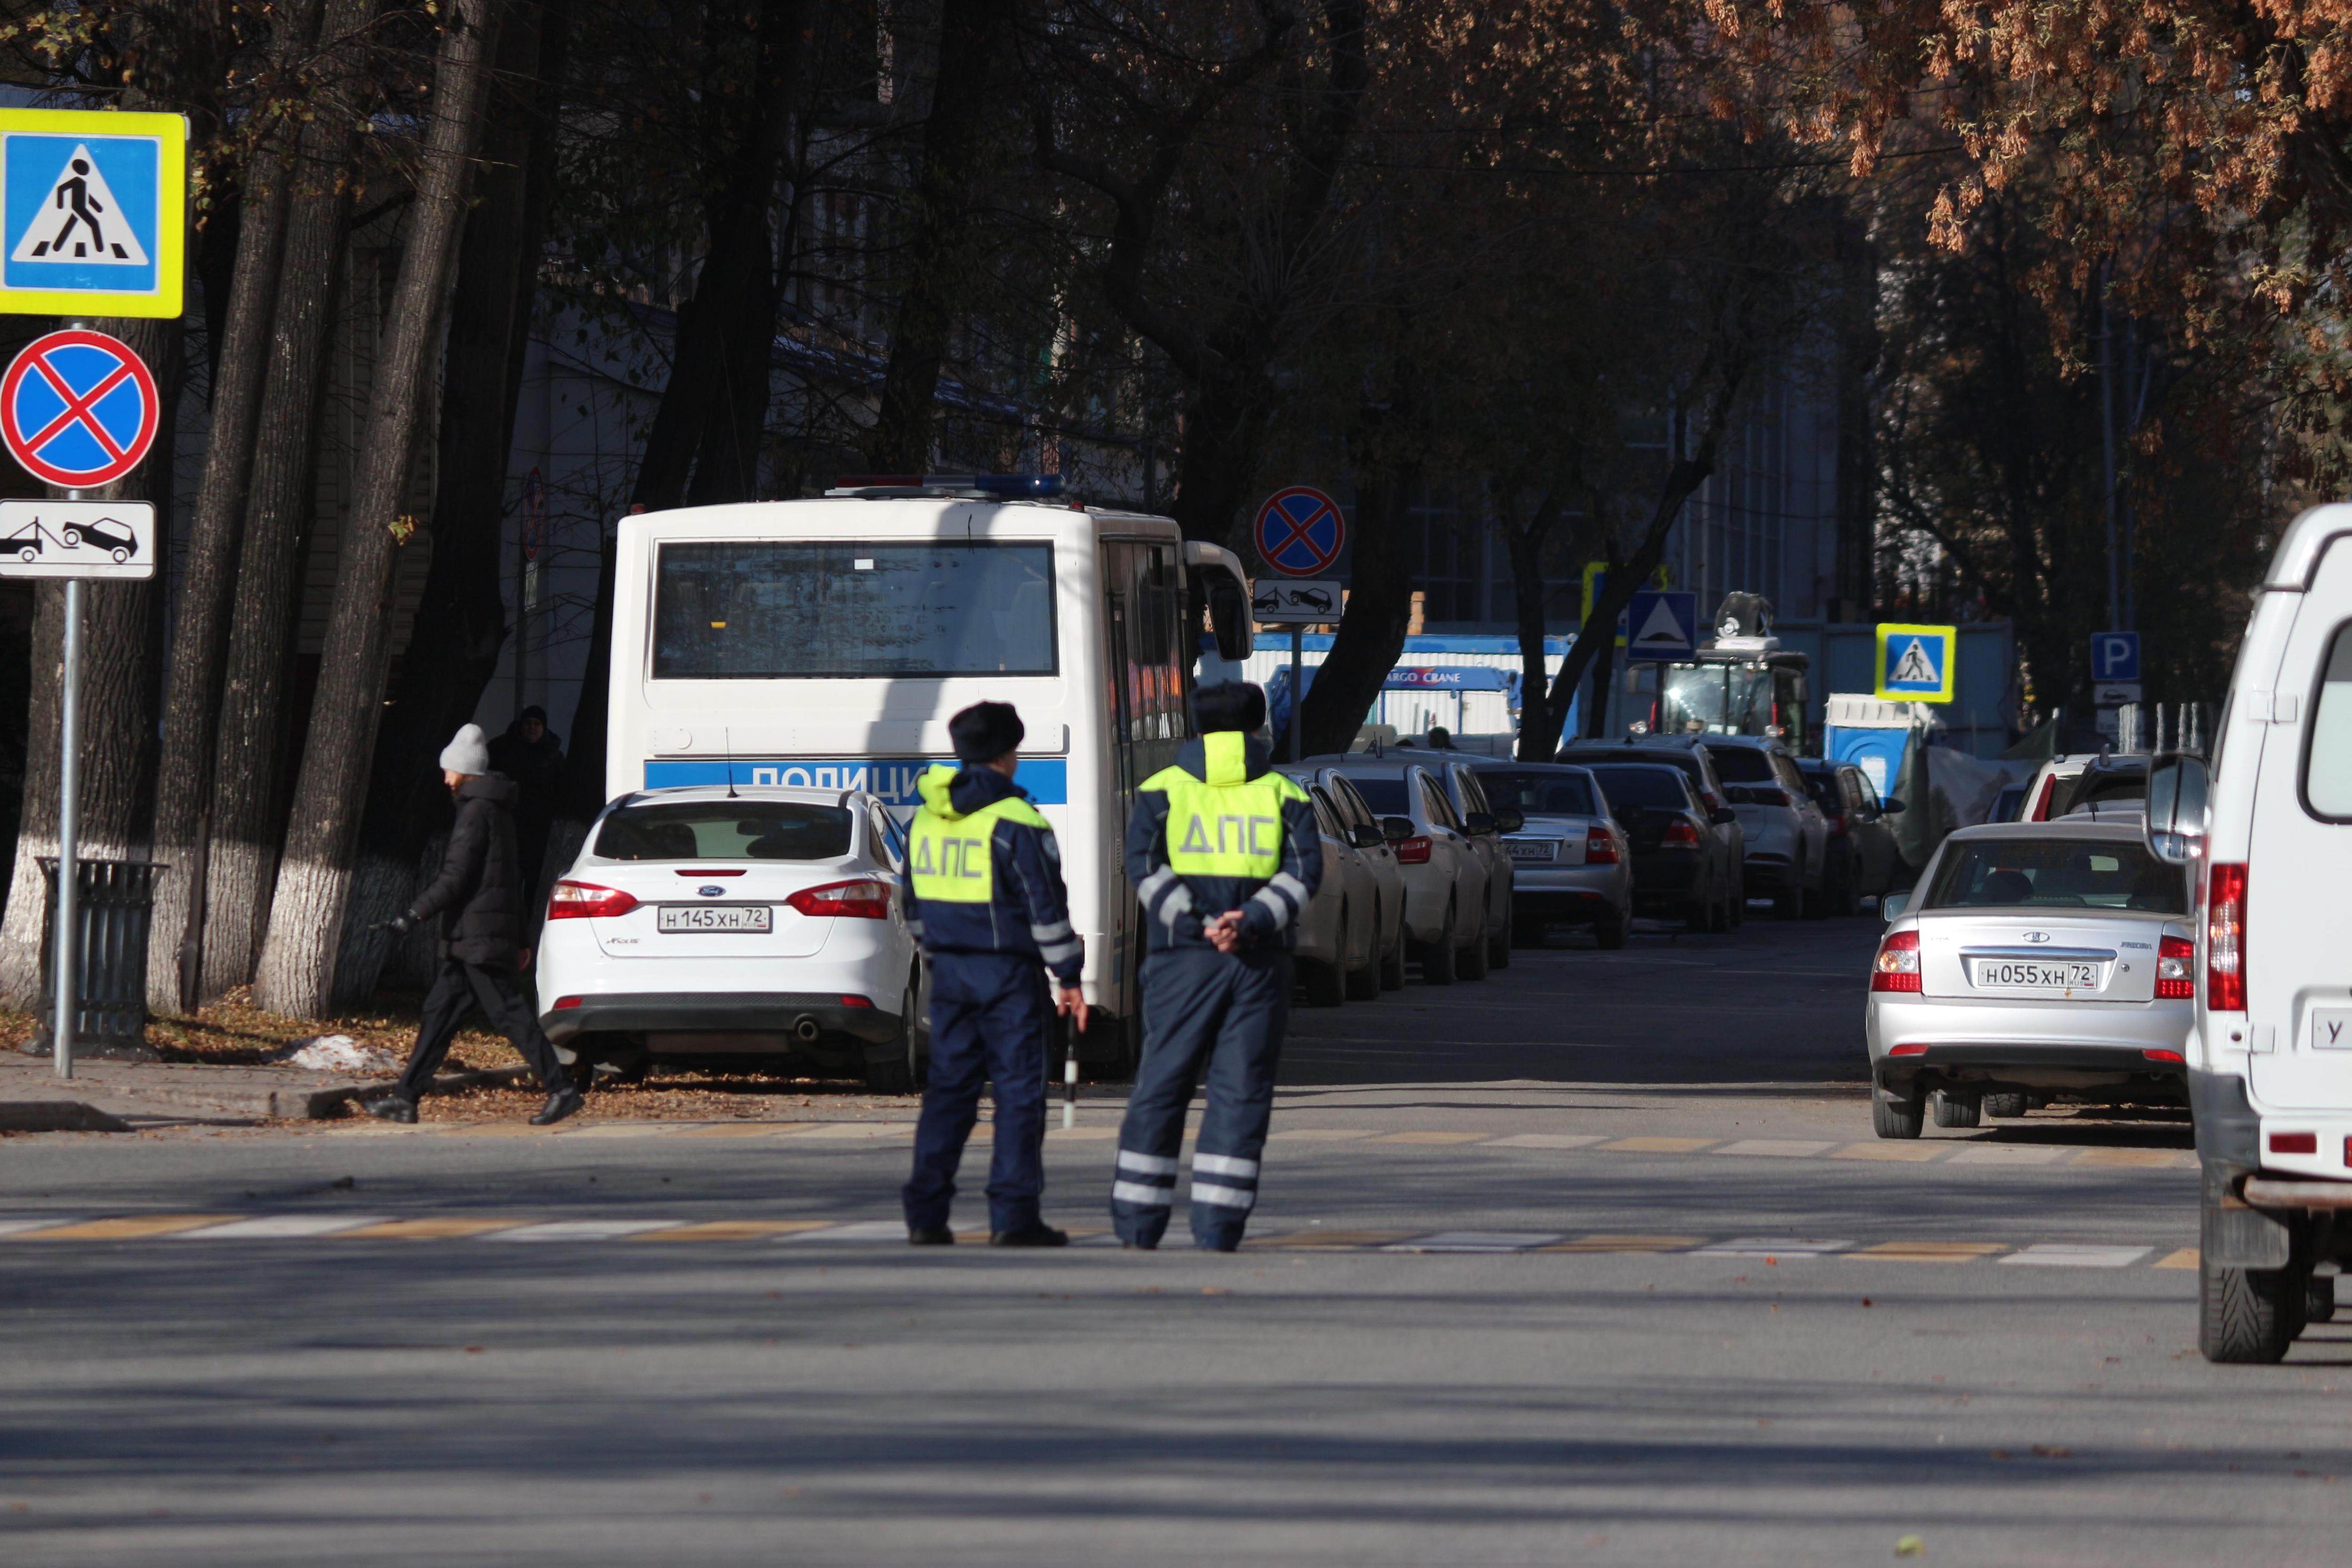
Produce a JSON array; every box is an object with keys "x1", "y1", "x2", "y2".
[
  {"x1": 2207, "y1": 863, "x2": 2247, "y2": 1011},
  {"x1": 2270, "y1": 1131, "x2": 2317, "y2": 1155},
  {"x1": 1660, "y1": 819, "x2": 1702, "y2": 848},
  {"x1": 1585, "y1": 827, "x2": 1619, "y2": 864},
  {"x1": 1871, "y1": 929, "x2": 1922, "y2": 993},
  {"x1": 2156, "y1": 935, "x2": 2196, "y2": 999},
  {"x1": 786, "y1": 879, "x2": 892, "y2": 919},
  {"x1": 547, "y1": 881, "x2": 641, "y2": 920},
  {"x1": 1394, "y1": 835, "x2": 1432, "y2": 865}
]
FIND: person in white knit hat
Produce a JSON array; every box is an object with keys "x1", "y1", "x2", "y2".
[{"x1": 363, "y1": 723, "x2": 583, "y2": 1126}]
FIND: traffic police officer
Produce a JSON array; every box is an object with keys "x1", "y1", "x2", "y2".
[
  {"x1": 1112, "y1": 682, "x2": 1320, "y2": 1251},
  {"x1": 902, "y1": 700, "x2": 1087, "y2": 1247}
]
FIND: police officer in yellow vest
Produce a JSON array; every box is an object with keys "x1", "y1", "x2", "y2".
[
  {"x1": 1112, "y1": 682, "x2": 1320, "y2": 1251},
  {"x1": 902, "y1": 701, "x2": 1086, "y2": 1246}
]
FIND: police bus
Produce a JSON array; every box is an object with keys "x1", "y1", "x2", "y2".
[{"x1": 603, "y1": 476, "x2": 1254, "y2": 1075}]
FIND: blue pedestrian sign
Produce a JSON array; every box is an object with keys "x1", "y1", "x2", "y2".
[
  {"x1": 0, "y1": 109, "x2": 185, "y2": 319},
  {"x1": 1624, "y1": 589, "x2": 1698, "y2": 661},
  {"x1": 1253, "y1": 486, "x2": 1347, "y2": 578},
  {"x1": 1875, "y1": 622, "x2": 1957, "y2": 703},
  {"x1": 2091, "y1": 630, "x2": 2141, "y2": 683}
]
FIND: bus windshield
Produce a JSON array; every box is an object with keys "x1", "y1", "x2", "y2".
[{"x1": 652, "y1": 541, "x2": 1057, "y2": 678}]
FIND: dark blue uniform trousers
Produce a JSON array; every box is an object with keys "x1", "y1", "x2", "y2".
[
  {"x1": 903, "y1": 951, "x2": 1050, "y2": 1234},
  {"x1": 1111, "y1": 944, "x2": 1292, "y2": 1250}
]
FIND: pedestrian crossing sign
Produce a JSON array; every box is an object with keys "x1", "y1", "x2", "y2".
[
  {"x1": 1875, "y1": 622, "x2": 1956, "y2": 703},
  {"x1": 0, "y1": 110, "x2": 185, "y2": 319}
]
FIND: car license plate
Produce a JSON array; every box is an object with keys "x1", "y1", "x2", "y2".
[
  {"x1": 658, "y1": 904, "x2": 772, "y2": 933},
  {"x1": 1505, "y1": 839, "x2": 1559, "y2": 863},
  {"x1": 1970, "y1": 958, "x2": 2100, "y2": 991}
]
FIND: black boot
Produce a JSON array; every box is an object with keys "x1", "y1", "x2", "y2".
[
  {"x1": 530, "y1": 1086, "x2": 584, "y2": 1126},
  {"x1": 363, "y1": 1095, "x2": 417, "y2": 1124},
  {"x1": 989, "y1": 1223, "x2": 1069, "y2": 1248},
  {"x1": 906, "y1": 1224, "x2": 955, "y2": 1245}
]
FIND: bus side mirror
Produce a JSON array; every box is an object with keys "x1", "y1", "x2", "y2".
[{"x1": 2145, "y1": 754, "x2": 2211, "y2": 866}]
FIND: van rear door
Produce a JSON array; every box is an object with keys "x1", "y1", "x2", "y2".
[{"x1": 2247, "y1": 537, "x2": 2352, "y2": 1109}]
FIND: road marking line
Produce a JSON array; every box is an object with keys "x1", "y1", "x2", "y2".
[
  {"x1": 775, "y1": 1220, "x2": 910, "y2": 1243},
  {"x1": 1248, "y1": 1230, "x2": 1414, "y2": 1250},
  {"x1": 556, "y1": 1123, "x2": 702, "y2": 1138},
  {"x1": 780, "y1": 1124, "x2": 915, "y2": 1140},
  {"x1": 1485, "y1": 1133, "x2": 1606, "y2": 1149},
  {"x1": 1998, "y1": 1243, "x2": 2151, "y2": 1268},
  {"x1": 1716, "y1": 1139, "x2": 1835, "y2": 1158},
  {"x1": 7, "y1": 1214, "x2": 231, "y2": 1240},
  {"x1": 1946, "y1": 1145, "x2": 2067, "y2": 1165},
  {"x1": 2069, "y1": 1148, "x2": 2189, "y2": 1168},
  {"x1": 483, "y1": 1220, "x2": 684, "y2": 1242},
  {"x1": 1832, "y1": 1143, "x2": 1943, "y2": 1162},
  {"x1": 634, "y1": 1220, "x2": 834, "y2": 1241},
  {"x1": 1847, "y1": 1241, "x2": 2004, "y2": 1262},
  {"x1": 1369, "y1": 1131, "x2": 1488, "y2": 1146},
  {"x1": 0, "y1": 1217, "x2": 80, "y2": 1235},
  {"x1": 674, "y1": 1123, "x2": 813, "y2": 1138},
  {"x1": 168, "y1": 1215, "x2": 390, "y2": 1239},
  {"x1": 1266, "y1": 1129, "x2": 1376, "y2": 1142},
  {"x1": 2153, "y1": 1247, "x2": 2200, "y2": 1270},
  {"x1": 1383, "y1": 1231, "x2": 1565, "y2": 1253},
  {"x1": 1537, "y1": 1235, "x2": 1705, "y2": 1253},
  {"x1": 332, "y1": 1218, "x2": 529, "y2": 1240},
  {"x1": 1692, "y1": 1237, "x2": 1853, "y2": 1257},
  {"x1": 1597, "y1": 1137, "x2": 1717, "y2": 1154}
]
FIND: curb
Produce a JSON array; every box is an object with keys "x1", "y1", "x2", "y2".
[
  {"x1": 0, "y1": 1100, "x2": 130, "y2": 1132},
  {"x1": 0, "y1": 1064, "x2": 535, "y2": 1124}
]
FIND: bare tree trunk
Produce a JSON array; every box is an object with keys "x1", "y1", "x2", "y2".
[
  {"x1": 0, "y1": 317, "x2": 183, "y2": 1007},
  {"x1": 1504, "y1": 490, "x2": 1559, "y2": 760},
  {"x1": 341, "y1": 0, "x2": 572, "y2": 1004},
  {"x1": 862, "y1": 0, "x2": 1015, "y2": 471},
  {"x1": 256, "y1": 0, "x2": 506, "y2": 1017},
  {"x1": 147, "y1": 82, "x2": 308, "y2": 1014}
]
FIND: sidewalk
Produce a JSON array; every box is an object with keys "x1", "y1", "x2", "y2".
[{"x1": 0, "y1": 1049, "x2": 525, "y2": 1129}]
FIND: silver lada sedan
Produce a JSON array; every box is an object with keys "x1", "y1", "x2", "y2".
[{"x1": 1866, "y1": 819, "x2": 2195, "y2": 1138}]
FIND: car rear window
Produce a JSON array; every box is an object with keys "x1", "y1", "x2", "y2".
[
  {"x1": 1343, "y1": 775, "x2": 1410, "y2": 814},
  {"x1": 595, "y1": 802, "x2": 855, "y2": 861},
  {"x1": 1921, "y1": 837, "x2": 2186, "y2": 914},
  {"x1": 1700, "y1": 746, "x2": 1775, "y2": 783},
  {"x1": 1475, "y1": 770, "x2": 1597, "y2": 817},
  {"x1": 2306, "y1": 622, "x2": 2352, "y2": 819},
  {"x1": 1585, "y1": 766, "x2": 1692, "y2": 812},
  {"x1": 1798, "y1": 770, "x2": 1840, "y2": 810}
]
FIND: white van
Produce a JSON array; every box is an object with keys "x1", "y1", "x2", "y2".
[{"x1": 2145, "y1": 501, "x2": 2352, "y2": 1361}]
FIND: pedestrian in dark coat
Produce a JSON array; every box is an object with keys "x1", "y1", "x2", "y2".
[
  {"x1": 364, "y1": 724, "x2": 583, "y2": 1126},
  {"x1": 487, "y1": 706, "x2": 564, "y2": 905}
]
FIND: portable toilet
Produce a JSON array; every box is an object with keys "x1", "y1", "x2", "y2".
[{"x1": 1824, "y1": 693, "x2": 1915, "y2": 802}]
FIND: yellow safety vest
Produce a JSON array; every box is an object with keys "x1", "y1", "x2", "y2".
[
  {"x1": 1143, "y1": 732, "x2": 1308, "y2": 878},
  {"x1": 906, "y1": 764, "x2": 1051, "y2": 904}
]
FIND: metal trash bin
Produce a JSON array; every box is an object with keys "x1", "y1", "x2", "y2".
[{"x1": 33, "y1": 857, "x2": 165, "y2": 1058}]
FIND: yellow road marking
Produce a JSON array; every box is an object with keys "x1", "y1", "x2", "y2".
[
  {"x1": 8, "y1": 1214, "x2": 231, "y2": 1241},
  {"x1": 2153, "y1": 1247, "x2": 2200, "y2": 1270},
  {"x1": 1597, "y1": 1137, "x2": 1716, "y2": 1154},
  {"x1": 1369, "y1": 1131, "x2": 1488, "y2": 1146},
  {"x1": 630, "y1": 1220, "x2": 833, "y2": 1241},
  {"x1": 1847, "y1": 1241, "x2": 2003, "y2": 1262},
  {"x1": 1267, "y1": 1129, "x2": 1376, "y2": 1142},
  {"x1": 1717, "y1": 1139, "x2": 1835, "y2": 1158},
  {"x1": 332, "y1": 1218, "x2": 528, "y2": 1240},
  {"x1": 1538, "y1": 1235, "x2": 1704, "y2": 1253},
  {"x1": 674, "y1": 1123, "x2": 813, "y2": 1138},
  {"x1": 1832, "y1": 1143, "x2": 1942, "y2": 1162},
  {"x1": 1249, "y1": 1230, "x2": 1414, "y2": 1250},
  {"x1": 2070, "y1": 1148, "x2": 2187, "y2": 1168}
]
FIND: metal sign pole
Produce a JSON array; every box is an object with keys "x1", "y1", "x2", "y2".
[
  {"x1": 1290, "y1": 627, "x2": 1303, "y2": 763},
  {"x1": 54, "y1": 570, "x2": 79, "y2": 1078}
]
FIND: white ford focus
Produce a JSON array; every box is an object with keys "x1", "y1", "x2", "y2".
[
  {"x1": 533, "y1": 786, "x2": 927, "y2": 1091},
  {"x1": 1866, "y1": 819, "x2": 2195, "y2": 1138}
]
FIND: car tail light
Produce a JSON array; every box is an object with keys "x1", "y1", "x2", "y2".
[
  {"x1": 1888, "y1": 1042, "x2": 1928, "y2": 1056},
  {"x1": 786, "y1": 879, "x2": 892, "y2": 919},
  {"x1": 547, "y1": 881, "x2": 640, "y2": 920},
  {"x1": 1585, "y1": 827, "x2": 1619, "y2": 864},
  {"x1": 2028, "y1": 774, "x2": 2058, "y2": 821},
  {"x1": 841, "y1": 994, "x2": 874, "y2": 1009},
  {"x1": 1871, "y1": 930, "x2": 1922, "y2": 992},
  {"x1": 552, "y1": 995, "x2": 583, "y2": 1010},
  {"x1": 1660, "y1": 819, "x2": 1702, "y2": 848},
  {"x1": 1394, "y1": 835, "x2": 1432, "y2": 865},
  {"x1": 2156, "y1": 935, "x2": 2195, "y2": 999},
  {"x1": 2270, "y1": 1131, "x2": 2317, "y2": 1155},
  {"x1": 2143, "y1": 1048, "x2": 2185, "y2": 1063},
  {"x1": 2207, "y1": 863, "x2": 2247, "y2": 1011}
]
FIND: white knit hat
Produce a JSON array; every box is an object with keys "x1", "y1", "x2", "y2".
[{"x1": 439, "y1": 723, "x2": 491, "y2": 776}]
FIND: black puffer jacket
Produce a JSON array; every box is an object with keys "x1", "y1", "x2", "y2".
[{"x1": 407, "y1": 773, "x2": 527, "y2": 966}]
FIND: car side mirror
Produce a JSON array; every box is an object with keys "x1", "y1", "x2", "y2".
[
  {"x1": 1464, "y1": 811, "x2": 1497, "y2": 835},
  {"x1": 1382, "y1": 816, "x2": 1414, "y2": 844},
  {"x1": 1349, "y1": 821, "x2": 1384, "y2": 850},
  {"x1": 1883, "y1": 797, "x2": 1907, "y2": 814},
  {"x1": 1710, "y1": 807, "x2": 1737, "y2": 826},
  {"x1": 1723, "y1": 785, "x2": 1752, "y2": 805},
  {"x1": 1882, "y1": 890, "x2": 1911, "y2": 921},
  {"x1": 2144, "y1": 753, "x2": 2211, "y2": 866},
  {"x1": 1494, "y1": 809, "x2": 1524, "y2": 834}
]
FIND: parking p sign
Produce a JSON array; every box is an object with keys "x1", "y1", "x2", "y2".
[
  {"x1": 2091, "y1": 631, "x2": 2141, "y2": 683},
  {"x1": 1875, "y1": 622, "x2": 1957, "y2": 703}
]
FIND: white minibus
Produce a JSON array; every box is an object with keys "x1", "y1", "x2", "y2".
[{"x1": 604, "y1": 478, "x2": 1254, "y2": 1075}]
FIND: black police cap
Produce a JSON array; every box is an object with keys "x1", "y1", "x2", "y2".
[
  {"x1": 1192, "y1": 682, "x2": 1266, "y2": 734},
  {"x1": 950, "y1": 700, "x2": 1025, "y2": 763}
]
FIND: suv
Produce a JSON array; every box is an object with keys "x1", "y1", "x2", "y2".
[
  {"x1": 2144, "y1": 501, "x2": 2352, "y2": 1362},
  {"x1": 1560, "y1": 738, "x2": 1747, "y2": 922},
  {"x1": 1697, "y1": 737, "x2": 1828, "y2": 920}
]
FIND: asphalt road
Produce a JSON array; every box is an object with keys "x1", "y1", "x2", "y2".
[{"x1": 7, "y1": 913, "x2": 2350, "y2": 1566}]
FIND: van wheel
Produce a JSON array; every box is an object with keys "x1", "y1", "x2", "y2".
[
  {"x1": 1418, "y1": 902, "x2": 1458, "y2": 986},
  {"x1": 1873, "y1": 1085, "x2": 1924, "y2": 1139},
  {"x1": 2201, "y1": 1255, "x2": 2302, "y2": 1363},
  {"x1": 1930, "y1": 1090, "x2": 1981, "y2": 1128},
  {"x1": 1594, "y1": 910, "x2": 1628, "y2": 950},
  {"x1": 1982, "y1": 1092, "x2": 2028, "y2": 1118},
  {"x1": 1346, "y1": 901, "x2": 1383, "y2": 1000},
  {"x1": 1379, "y1": 920, "x2": 1407, "y2": 990}
]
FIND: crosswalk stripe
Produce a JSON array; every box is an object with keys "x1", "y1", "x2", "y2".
[
  {"x1": 1998, "y1": 1243, "x2": 2151, "y2": 1268},
  {"x1": 7, "y1": 1214, "x2": 230, "y2": 1240},
  {"x1": 1847, "y1": 1241, "x2": 2005, "y2": 1262},
  {"x1": 2153, "y1": 1247, "x2": 2200, "y2": 1269},
  {"x1": 1597, "y1": 1137, "x2": 1717, "y2": 1154},
  {"x1": 1537, "y1": 1235, "x2": 1704, "y2": 1253},
  {"x1": 1248, "y1": 1230, "x2": 1414, "y2": 1250},
  {"x1": 632, "y1": 1220, "x2": 833, "y2": 1241}
]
